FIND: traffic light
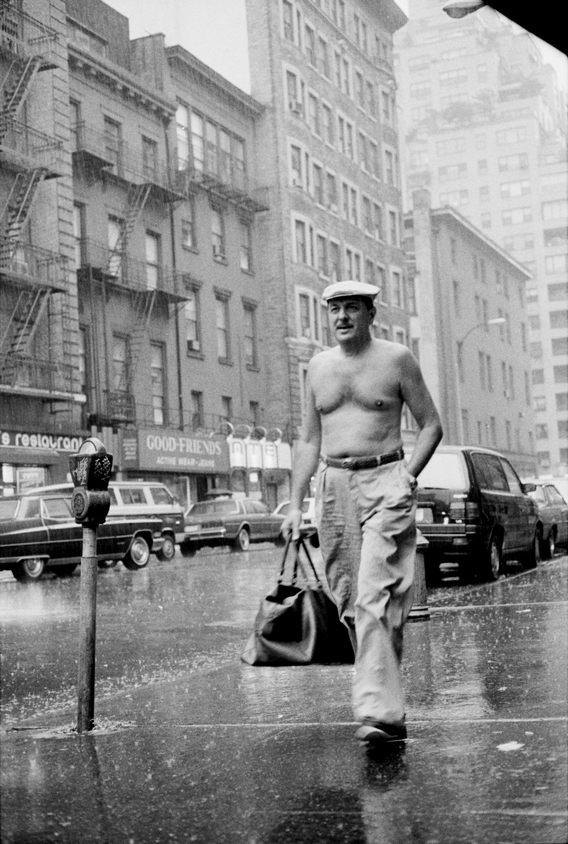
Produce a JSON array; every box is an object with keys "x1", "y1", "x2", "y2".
[{"x1": 69, "y1": 438, "x2": 114, "y2": 526}]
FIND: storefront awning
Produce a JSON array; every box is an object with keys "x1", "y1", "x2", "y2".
[{"x1": 0, "y1": 447, "x2": 62, "y2": 465}]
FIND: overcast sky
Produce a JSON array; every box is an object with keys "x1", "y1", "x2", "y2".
[{"x1": 104, "y1": 0, "x2": 565, "y2": 95}]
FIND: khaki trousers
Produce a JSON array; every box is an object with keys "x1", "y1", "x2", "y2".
[{"x1": 316, "y1": 459, "x2": 416, "y2": 727}]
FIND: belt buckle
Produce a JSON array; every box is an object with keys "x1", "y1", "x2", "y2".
[{"x1": 341, "y1": 458, "x2": 352, "y2": 469}]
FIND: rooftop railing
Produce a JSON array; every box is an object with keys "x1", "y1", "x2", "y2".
[
  {"x1": 72, "y1": 123, "x2": 186, "y2": 201},
  {"x1": 0, "y1": 239, "x2": 68, "y2": 289},
  {"x1": 0, "y1": 6, "x2": 59, "y2": 66},
  {"x1": 77, "y1": 239, "x2": 188, "y2": 300},
  {"x1": 0, "y1": 118, "x2": 62, "y2": 175},
  {"x1": 0, "y1": 355, "x2": 74, "y2": 394}
]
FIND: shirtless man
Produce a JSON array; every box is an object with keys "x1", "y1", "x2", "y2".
[{"x1": 283, "y1": 280, "x2": 443, "y2": 747}]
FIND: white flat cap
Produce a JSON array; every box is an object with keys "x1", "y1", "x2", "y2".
[{"x1": 322, "y1": 280, "x2": 380, "y2": 302}]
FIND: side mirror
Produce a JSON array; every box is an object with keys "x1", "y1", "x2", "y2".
[{"x1": 522, "y1": 482, "x2": 536, "y2": 494}]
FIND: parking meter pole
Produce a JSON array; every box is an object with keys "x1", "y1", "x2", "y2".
[
  {"x1": 409, "y1": 530, "x2": 430, "y2": 622},
  {"x1": 77, "y1": 525, "x2": 98, "y2": 733},
  {"x1": 69, "y1": 437, "x2": 113, "y2": 736}
]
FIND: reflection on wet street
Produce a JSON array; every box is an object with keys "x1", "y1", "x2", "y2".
[{"x1": 1, "y1": 548, "x2": 567, "y2": 843}]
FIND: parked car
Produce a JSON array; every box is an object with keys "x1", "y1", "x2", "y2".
[
  {"x1": 524, "y1": 481, "x2": 568, "y2": 559},
  {"x1": 273, "y1": 498, "x2": 319, "y2": 546},
  {"x1": 23, "y1": 481, "x2": 184, "y2": 561},
  {"x1": 0, "y1": 490, "x2": 164, "y2": 582},
  {"x1": 181, "y1": 497, "x2": 285, "y2": 554},
  {"x1": 414, "y1": 446, "x2": 541, "y2": 583}
]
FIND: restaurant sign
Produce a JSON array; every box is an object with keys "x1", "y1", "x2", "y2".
[{"x1": 123, "y1": 429, "x2": 230, "y2": 475}]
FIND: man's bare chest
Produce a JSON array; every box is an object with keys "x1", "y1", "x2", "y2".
[{"x1": 314, "y1": 364, "x2": 401, "y2": 415}]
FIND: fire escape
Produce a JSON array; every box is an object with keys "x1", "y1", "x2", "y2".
[
  {"x1": 0, "y1": 6, "x2": 71, "y2": 399},
  {"x1": 72, "y1": 120, "x2": 188, "y2": 425}
]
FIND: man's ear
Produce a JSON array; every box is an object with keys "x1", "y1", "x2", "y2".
[{"x1": 369, "y1": 306, "x2": 376, "y2": 322}]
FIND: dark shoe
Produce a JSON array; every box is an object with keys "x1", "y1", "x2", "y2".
[{"x1": 356, "y1": 722, "x2": 407, "y2": 746}]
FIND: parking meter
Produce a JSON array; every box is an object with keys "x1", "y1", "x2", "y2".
[{"x1": 69, "y1": 438, "x2": 113, "y2": 526}]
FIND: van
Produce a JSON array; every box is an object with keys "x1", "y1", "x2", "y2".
[{"x1": 24, "y1": 481, "x2": 184, "y2": 562}]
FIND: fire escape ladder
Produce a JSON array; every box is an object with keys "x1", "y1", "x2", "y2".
[
  {"x1": 0, "y1": 287, "x2": 51, "y2": 368},
  {"x1": 127, "y1": 288, "x2": 157, "y2": 378},
  {"x1": 105, "y1": 183, "x2": 151, "y2": 276},
  {"x1": 0, "y1": 169, "x2": 46, "y2": 241},
  {"x1": 0, "y1": 57, "x2": 41, "y2": 140}
]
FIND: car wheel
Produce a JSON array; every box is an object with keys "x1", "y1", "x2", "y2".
[
  {"x1": 53, "y1": 564, "x2": 78, "y2": 578},
  {"x1": 484, "y1": 536, "x2": 502, "y2": 582},
  {"x1": 232, "y1": 527, "x2": 250, "y2": 552},
  {"x1": 523, "y1": 527, "x2": 542, "y2": 570},
  {"x1": 180, "y1": 543, "x2": 196, "y2": 558},
  {"x1": 98, "y1": 559, "x2": 118, "y2": 569},
  {"x1": 12, "y1": 558, "x2": 45, "y2": 583},
  {"x1": 544, "y1": 528, "x2": 556, "y2": 560},
  {"x1": 122, "y1": 535, "x2": 151, "y2": 570},
  {"x1": 156, "y1": 535, "x2": 176, "y2": 561}
]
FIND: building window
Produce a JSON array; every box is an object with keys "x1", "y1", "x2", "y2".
[
  {"x1": 240, "y1": 220, "x2": 252, "y2": 271},
  {"x1": 308, "y1": 93, "x2": 320, "y2": 135},
  {"x1": 176, "y1": 102, "x2": 190, "y2": 169},
  {"x1": 316, "y1": 234, "x2": 328, "y2": 276},
  {"x1": 392, "y1": 270, "x2": 403, "y2": 308},
  {"x1": 388, "y1": 210, "x2": 398, "y2": 246},
  {"x1": 330, "y1": 241, "x2": 341, "y2": 281},
  {"x1": 142, "y1": 136, "x2": 157, "y2": 181},
  {"x1": 286, "y1": 70, "x2": 302, "y2": 113},
  {"x1": 373, "y1": 203, "x2": 384, "y2": 240},
  {"x1": 182, "y1": 202, "x2": 196, "y2": 250},
  {"x1": 313, "y1": 164, "x2": 324, "y2": 205},
  {"x1": 294, "y1": 218, "x2": 308, "y2": 264},
  {"x1": 150, "y1": 343, "x2": 166, "y2": 426},
  {"x1": 103, "y1": 116, "x2": 121, "y2": 174},
  {"x1": 221, "y1": 396, "x2": 232, "y2": 423},
  {"x1": 384, "y1": 149, "x2": 395, "y2": 186},
  {"x1": 191, "y1": 390, "x2": 204, "y2": 428},
  {"x1": 317, "y1": 37, "x2": 330, "y2": 77},
  {"x1": 211, "y1": 208, "x2": 225, "y2": 259},
  {"x1": 215, "y1": 295, "x2": 231, "y2": 361},
  {"x1": 542, "y1": 199, "x2": 568, "y2": 221},
  {"x1": 191, "y1": 112, "x2": 204, "y2": 171},
  {"x1": 112, "y1": 335, "x2": 129, "y2": 394},
  {"x1": 305, "y1": 24, "x2": 316, "y2": 64},
  {"x1": 545, "y1": 254, "x2": 568, "y2": 274},
  {"x1": 185, "y1": 288, "x2": 201, "y2": 354},
  {"x1": 145, "y1": 231, "x2": 160, "y2": 290},
  {"x1": 282, "y1": 0, "x2": 294, "y2": 41},
  {"x1": 502, "y1": 207, "x2": 532, "y2": 225},
  {"x1": 243, "y1": 302, "x2": 257, "y2": 367},
  {"x1": 73, "y1": 203, "x2": 85, "y2": 270},
  {"x1": 297, "y1": 289, "x2": 321, "y2": 342},
  {"x1": 322, "y1": 103, "x2": 333, "y2": 144}
]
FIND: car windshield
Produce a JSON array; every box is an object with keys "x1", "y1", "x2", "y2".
[
  {"x1": 188, "y1": 500, "x2": 238, "y2": 516},
  {"x1": 0, "y1": 499, "x2": 19, "y2": 520},
  {"x1": 417, "y1": 453, "x2": 468, "y2": 490}
]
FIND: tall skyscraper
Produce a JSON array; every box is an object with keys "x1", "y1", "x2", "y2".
[{"x1": 395, "y1": 0, "x2": 568, "y2": 476}]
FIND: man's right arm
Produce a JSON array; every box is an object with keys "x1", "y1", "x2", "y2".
[{"x1": 283, "y1": 364, "x2": 322, "y2": 539}]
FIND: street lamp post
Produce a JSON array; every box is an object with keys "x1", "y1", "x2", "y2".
[{"x1": 455, "y1": 318, "x2": 506, "y2": 444}]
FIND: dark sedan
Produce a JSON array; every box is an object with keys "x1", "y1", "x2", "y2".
[
  {"x1": 415, "y1": 446, "x2": 540, "y2": 583},
  {"x1": 180, "y1": 497, "x2": 285, "y2": 554},
  {"x1": 525, "y1": 481, "x2": 568, "y2": 558},
  {"x1": 0, "y1": 491, "x2": 164, "y2": 582}
]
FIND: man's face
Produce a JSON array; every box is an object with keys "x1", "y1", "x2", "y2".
[{"x1": 327, "y1": 297, "x2": 374, "y2": 342}]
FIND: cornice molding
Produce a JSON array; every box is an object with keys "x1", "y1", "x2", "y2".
[{"x1": 68, "y1": 44, "x2": 176, "y2": 120}]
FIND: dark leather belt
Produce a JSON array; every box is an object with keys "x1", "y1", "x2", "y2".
[{"x1": 321, "y1": 447, "x2": 404, "y2": 470}]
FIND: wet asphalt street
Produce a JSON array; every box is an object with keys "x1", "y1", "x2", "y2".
[{"x1": 1, "y1": 545, "x2": 567, "y2": 844}]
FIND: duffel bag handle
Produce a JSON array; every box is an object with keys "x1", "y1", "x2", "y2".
[{"x1": 277, "y1": 533, "x2": 322, "y2": 587}]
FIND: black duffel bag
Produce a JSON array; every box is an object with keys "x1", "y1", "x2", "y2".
[{"x1": 241, "y1": 535, "x2": 354, "y2": 666}]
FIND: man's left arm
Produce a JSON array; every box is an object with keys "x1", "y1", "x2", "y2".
[{"x1": 399, "y1": 349, "x2": 443, "y2": 479}]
